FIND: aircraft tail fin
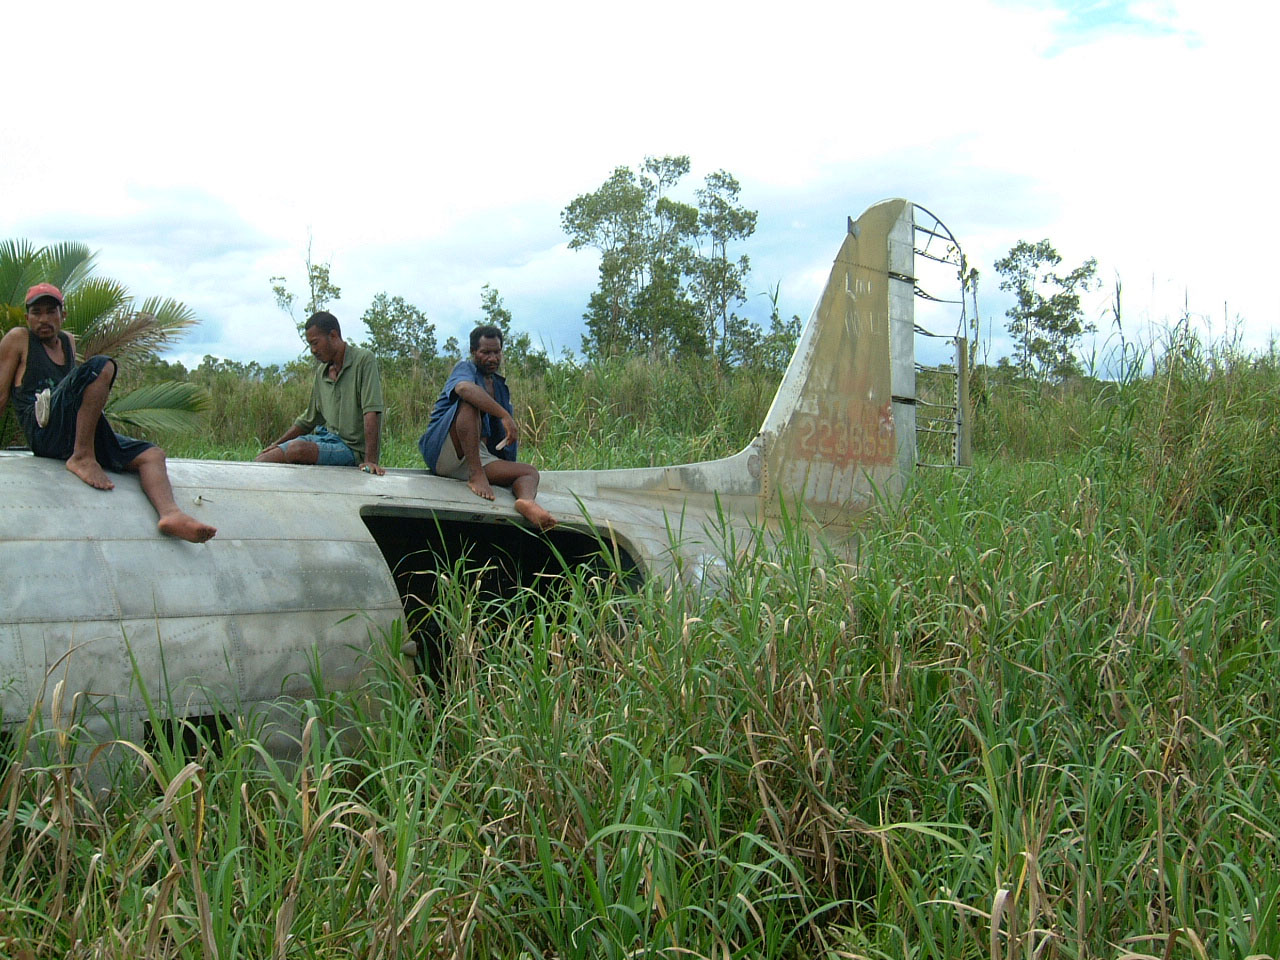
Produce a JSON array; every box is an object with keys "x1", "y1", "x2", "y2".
[
  {"x1": 545, "y1": 199, "x2": 922, "y2": 533},
  {"x1": 751, "y1": 198, "x2": 917, "y2": 524}
]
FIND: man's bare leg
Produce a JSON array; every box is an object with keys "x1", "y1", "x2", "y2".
[
  {"x1": 450, "y1": 404, "x2": 495, "y2": 500},
  {"x1": 512, "y1": 482, "x2": 556, "y2": 531},
  {"x1": 65, "y1": 360, "x2": 115, "y2": 490},
  {"x1": 129, "y1": 447, "x2": 218, "y2": 543},
  {"x1": 448, "y1": 403, "x2": 555, "y2": 529},
  {"x1": 256, "y1": 441, "x2": 320, "y2": 464},
  {"x1": 486, "y1": 461, "x2": 557, "y2": 531}
]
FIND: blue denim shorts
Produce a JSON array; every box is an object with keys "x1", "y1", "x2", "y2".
[{"x1": 280, "y1": 425, "x2": 358, "y2": 466}]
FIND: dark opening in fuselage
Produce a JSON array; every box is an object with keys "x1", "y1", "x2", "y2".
[{"x1": 360, "y1": 510, "x2": 641, "y2": 678}]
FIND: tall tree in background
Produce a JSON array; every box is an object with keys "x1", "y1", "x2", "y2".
[
  {"x1": 692, "y1": 171, "x2": 756, "y2": 361},
  {"x1": 361, "y1": 293, "x2": 436, "y2": 366},
  {"x1": 269, "y1": 240, "x2": 342, "y2": 336},
  {"x1": 631, "y1": 259, "x2": 701, "y2": 359},
  {"x1": 480, "y1": 284, "x2": 548, "y2": 373},
  {"x1": 563, "y1": 157, "x2": 700, "y2": 357},
  {"x1": 562, "y1": 165, "x2": 647, "y2": 355},
  {"x1": 563, "y1": 156, "x2": 754, "y2": 361},
  {"x1": 272, "y1": 248, "x2": 436, "y2": 370},
  {"x1": 479, "y1": 283, "x2": 512, "y2": 338},
  {"x1": 0, "y1": 239, "x2": 209, "y2": 442},
  {"x1": 995, "y1": 240, "x2": 1099, "y2": 379}
]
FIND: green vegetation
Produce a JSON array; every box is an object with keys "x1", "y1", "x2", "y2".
[
  {"x1": 139, "y1": 351, "x2": 784, "y2": 469},
  {"x1": 994, "y1": 240, "x2": 1100, "y2": 381},
  {"x1": 2, "y1": 322, "x2": 1278, "y2": 957},
  {"x1": 563, "y1": 155, "x2": 760, "y2": 362},
  {"x1": 270, "y1": 241, "x2": 343, "y2": 338},
  {"x1": 0, "y1": 240, "x2": 210, "y2": 446},
  {"x1": 254, "y1": 155, "x2": 768, "y2": 381}
]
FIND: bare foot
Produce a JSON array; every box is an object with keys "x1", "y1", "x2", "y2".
[
  {"x1": 157, "y1": 512, "x2": 218, "y2": 543},
  {"x1": 66, "y1": 454, "x2": 114, "y2": 490},
  {"x1": 467, "y1": 473, "x2": 496, "y2": 500},
  {"x1": 515, "y1": 498, "x2": 557, "y2": 531}
]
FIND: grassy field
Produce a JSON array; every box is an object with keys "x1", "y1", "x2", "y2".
[
  {"x1": 2, "y1": 330, "x2": 1278, "y2": 958},
  {"x1": 118, "y1": 353, "x2": 781, "y2": 471}
]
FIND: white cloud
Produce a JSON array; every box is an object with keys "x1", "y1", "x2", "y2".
[{"x1": 3, "y1": 0, "x2": 1275, "y2": 369}]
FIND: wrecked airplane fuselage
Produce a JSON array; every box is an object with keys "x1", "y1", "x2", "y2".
[{"x1": 1, "y1": 199, "x2": 970, "y2": 756}]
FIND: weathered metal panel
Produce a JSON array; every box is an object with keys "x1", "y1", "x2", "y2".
[
  {"x1": 112, "y1": 610, "x2": 379, "y2": 711},
  {"x1": 29, "y1": 619, "x2": 132, "y2": 727},
  {"x1": 0, "y1": 456, "x2": 405, "y2": 728},
  {"x1": 102, "y1": 538, "x2": 395, "y2": 619},
  {"x1": 3, "y1": 541, "x2": 121, "y2": 622},
  {"x1": 758, "y1": 199, "x2": 908, "y2": 522},
  {"x1": 114, "y1": 615, "x2": 246, "y2": 711},
  {"x1": 0, "y1": 623, "x2": 33, "y2": 723}
]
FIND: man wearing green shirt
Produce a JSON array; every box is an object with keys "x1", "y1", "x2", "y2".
[{"x1": 257, "y1": 312, "x2": 386, "y2": 475}]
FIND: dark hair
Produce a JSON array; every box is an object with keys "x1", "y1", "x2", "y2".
[
  {"x1": 469, "y1": 325, "x2": 503, "y2": 351},
  {"x1": 304, "y1": 311, "x2": 341, "y2": 336}
]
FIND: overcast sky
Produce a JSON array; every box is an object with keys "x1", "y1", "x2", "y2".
[{"x1": 4, "y1": 0, "x2": 1274, "y2": 370}]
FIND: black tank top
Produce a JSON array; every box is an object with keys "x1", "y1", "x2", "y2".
[{"x1": 14, "y1": 329, "x2": 75, "y2": 439}]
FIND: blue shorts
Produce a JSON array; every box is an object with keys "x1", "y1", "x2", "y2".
[
  {"x1": 280, "y1": 425, "x2": 358, "y2": 466},
  {"x1": 30, "y1": 356, "x2": 155, "y2": 471}
]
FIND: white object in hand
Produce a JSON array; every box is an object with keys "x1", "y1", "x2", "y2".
[{"x1": 35, "y1": 388, "x2": 51, "y2": 428}]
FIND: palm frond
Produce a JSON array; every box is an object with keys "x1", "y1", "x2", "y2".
[
  {"x1": 80, "y1": 312, "x2": 154, "y2": 361},
  {"x1": 65, "y1": 276, "x2": 132, "y2": 339},
  {"x1": 1, "y1": 240, "x2": 96, "y2": 308},
  {"x1": 106, "y1": 381, "x2": 211, "y2": 434},
  {"x1": 0, "y1": 302, "x2": 24, "y2": 334},
  {"x1": 2, "y1": 240, "x2": 202, "y2": 361},
  {"x1": 80, "y1": 296, "x2": 198, "y2": 362},
  {"x1": 0, "y1": 239, "x2": 40, "y2": 308},
  {"x1": 34, "y1": 242, "x2": 95, "y2": 295},
  {"x1": 133, "y1": 296, "x2": 199, "y2": 334}
]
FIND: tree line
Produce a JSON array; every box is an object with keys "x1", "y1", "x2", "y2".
[
  {"x1": 3, "y1": 155, "x2": 1103, "y2": 451},
  {"x1": 261, "y1": 155, "x2": 802, "y2": 376}
]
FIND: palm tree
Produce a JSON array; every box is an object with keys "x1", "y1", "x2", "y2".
[{"x1": 1, "y1": 240, "x2": 210, "y2": 444}]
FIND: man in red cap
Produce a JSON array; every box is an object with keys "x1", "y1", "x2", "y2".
[{"x1": 0, "y1": 283, "x2": 216, "y2": 542}]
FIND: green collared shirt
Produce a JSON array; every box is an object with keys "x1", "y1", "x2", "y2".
[{"x1": 294, "y1": 342, "x2": 384, "y2": 460}]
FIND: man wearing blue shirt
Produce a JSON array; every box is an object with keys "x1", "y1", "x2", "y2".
[{"x1": 419, "y1": 325, "x2": 555, "y2": 530}]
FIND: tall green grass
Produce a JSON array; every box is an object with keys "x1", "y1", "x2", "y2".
[
  {"x1": 3, "y1": 326, "x2": 1278, "y2": 957},
  {"x1": 143, "y1": 355, "x2": 777, "y2": 470}
]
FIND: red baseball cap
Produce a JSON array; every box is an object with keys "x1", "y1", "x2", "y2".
[{"x1": 24, "y1": 283, "x2": 65, "y2": 307}]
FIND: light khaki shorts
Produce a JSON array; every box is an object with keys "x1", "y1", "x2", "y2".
[{"x1": 434, "y1": 438, "x2": 500, "y2": 480}]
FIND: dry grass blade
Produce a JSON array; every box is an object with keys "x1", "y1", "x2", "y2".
[{"x1": 990, "y1": 888, "x2": 1010, "y2": 960}]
